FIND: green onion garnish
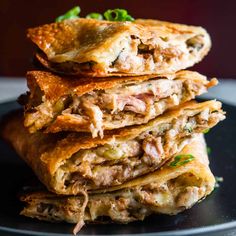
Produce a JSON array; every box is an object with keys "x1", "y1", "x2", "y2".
[
  {"x1": 214, "y1": 176, "x2": 223, "y2": 188},
  {"x1": 207, "y1": 146, "x2": 211, "y2": 155},
  {"x1": 203, "y1": 128, "x2": 210, "y2": 134},
  {"x1": 55, "y1": 6, "x2": 134, "y2": 22},
  {"x1": 169, "y1": 154, "x2": 195, "y2": 167},
  {"x1": 55, "y1": 6, "x2": 81, "y2": 22},
  {"x1": 104, "y1": 9, "x2": 134, "y2": 21},
  {"x1": 86, "y1": 13, "x2": 103, "y2": 20},
  {"x1": 184, "y1": 123, "x2": 193, "y2": 133}
]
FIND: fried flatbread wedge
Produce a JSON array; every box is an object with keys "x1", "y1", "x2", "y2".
[
  {"x1": 27, "y1": 18, "x2": 211, "y2": 76},
  {"x1": 20, "y1": 134, "x2": 215, "y2": 235},
  {"x1": 2, "y1": 101, "x2": 225, "y2": 195},
  {"x1": 23, "y1": 70, "x2": 217, "y2": 137}
]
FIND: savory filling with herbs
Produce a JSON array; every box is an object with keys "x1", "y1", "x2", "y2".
[
  {"x1": 24, "y1": 77, "x2": 209, "y2": 137},
  {"x1": 21, "y1": 172, "x2": 209, "y2": 234},
  {"x1": 51, "y1": 109, "x2": 224, "y2": 194},
  {"x1": 38, "y1": 32, "x2": 207, "y2": 76},
  {"x1": 109, "y1": 34, "x2": 205, "y2": 74}
]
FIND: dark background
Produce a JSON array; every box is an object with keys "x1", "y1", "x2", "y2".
[{"x1": 0, "y1": 0, "x2": 235, "y2": 78}]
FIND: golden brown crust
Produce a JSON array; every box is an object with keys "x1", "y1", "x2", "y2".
[
  {"x1": 28, "y1": 19, "x2": 204, "y2": 59},
  {"x1": 26, "y1": 70, "x2": 214, "y2": 102},
  {"x1": 28, "y1": 18, "x2": 211, "y2": 76},
  {"x1": 28, "y1": 19, "x2": 131, "y2": 62},
  {"x1": 135, "y1": 19, "x2": 207, "y2": 34},
  {"x1": 26, "y1": 71, "x2": 160, "y2": 102}
]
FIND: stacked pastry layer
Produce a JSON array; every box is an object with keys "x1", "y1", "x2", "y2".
[{"x1": 2, "y1": 18, "x2": 225, "y2": 234}]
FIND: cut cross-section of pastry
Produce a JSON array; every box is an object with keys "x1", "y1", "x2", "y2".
[
  {"x1": 27, "y1": 18, "x2": 211, "y2": 76},
  {"x1": 23, "y1": 70, "x2": 217, "y2": 137},
  {"x1": 19, "y1": 134, "x2": 215, "y2": 235},
  {"x1": 2, "y1": 100, "x2": 225, "y2": 195}
]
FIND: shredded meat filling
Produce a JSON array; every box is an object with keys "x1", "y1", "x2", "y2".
[
  {"x1": 54, "y1": 109, "x2": 223, "y2": 193},
  {"x1": 25, "y1": 77, "x2": 205, "y2": 137},
  {"x1": 27, "y1": 173, "x2": 207, "y2": 234},
  {"x1": 142, "y1": 137, "x2": 164, "y2": 165},
  {"x1": 110, "y1": 34, "x2": 205, "y2": 73}
]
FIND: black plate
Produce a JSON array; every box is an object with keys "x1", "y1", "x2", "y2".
[{"x1": 0, "y1": 101, "x2": 235, "y2": 236}]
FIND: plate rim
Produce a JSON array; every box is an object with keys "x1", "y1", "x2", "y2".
[{"x1": 1, "y1": 220, "x2": 236, "y2": 236}]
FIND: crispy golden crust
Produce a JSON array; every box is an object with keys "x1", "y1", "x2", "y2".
[
  {"x1": 26, "y1": 70, "x2": 215, "y2": 102},
  {"x1": 19, "y1": 135, "x2": 215, "y2": 225},
  {"x1": 28, "y1": 19, "x2": 131, "y2": 62},
  {"x1": 28, "y1": 18, "x2": 211, "y2": 76},
  {"x1": 2, "y1": 100, "x2": 224, "y2": 195},
  {"x1": 26, "y1": 71, "x2": 163, "y2": 102}
]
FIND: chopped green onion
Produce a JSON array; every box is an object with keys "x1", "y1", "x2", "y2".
[
  {"x1": 55, "y1": 6, "x2": 134, "y2": 22},
  {"x1": 86, "y1": 12, "x2": 103, "y2": 20},
  {"x1": 54, "y1": 99, "x2": 65, "y2": 113},
  {"x1": 214, "y1": 176, "x2": 223, "y2": 188},
  {"x1": 207, "y1": 146, "x2": 211, "y2": 155},
  {"x1": 103, "y1": 149, "x2": 124, "y2": 159},
  {"x1": 160, "y1": 36, "x2": 169, "y2": 42},
  {"x1": 104, "y1": 9, "x2": 134, "y2": 21},
  {"x1": 169, "y1": 154, "x2": 194, "y2": 167},
  {"x1": 184, "y1": 123, "x2": 193, "y2": 133},
  {"x1": 212, "y1": 110, "x2": 218, "y2": 113},
  {"x1": 55, "y1": 6, "x2": 81, "y2": 22},
  {"x1": 203, "y1": 128, "x2": 210, "y2": 134},
  {"x1": 125, "y1": 14, "x2": 134, "y2": 21}
]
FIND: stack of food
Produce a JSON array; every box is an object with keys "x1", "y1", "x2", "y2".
[{"x1": 2, "y1": 7, "x2": 225, "y2": 235}]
